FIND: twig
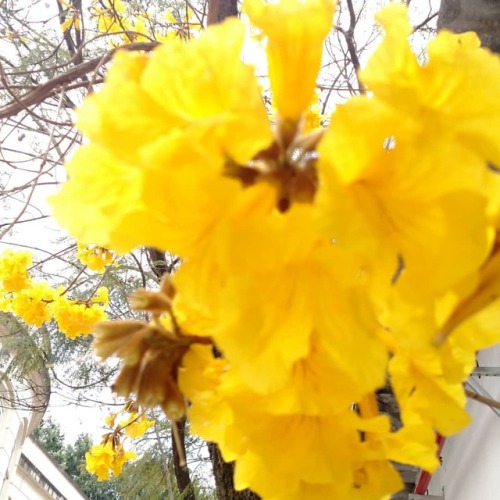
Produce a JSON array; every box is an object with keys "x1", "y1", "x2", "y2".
[
  {"x1": 465, "y1": 388, "x2": 500, "y2": 410},
  {"x1": 0, "y1": 42, "x2": 159, "y2": 120}
]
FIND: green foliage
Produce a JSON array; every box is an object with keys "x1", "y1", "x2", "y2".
[{"x1": 114, "y1": 450, "x2": 169, "y2": 500}]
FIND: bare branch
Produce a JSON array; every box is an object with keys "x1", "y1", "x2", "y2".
[{"x1": 0, "y1": 41, "x2": 159, "y2": 120}]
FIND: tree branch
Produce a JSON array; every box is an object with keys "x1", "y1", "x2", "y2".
[
  {"x1": 0, "y1": 42, "x2": 159, "y2": 120},
  {"x1": 465, "y1": 388, "x2": 500, "y2": 410}
]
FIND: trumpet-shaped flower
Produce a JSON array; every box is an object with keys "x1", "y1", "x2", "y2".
[{"x1": 244, "y1": 0, "x2": 335, "y2": 121}]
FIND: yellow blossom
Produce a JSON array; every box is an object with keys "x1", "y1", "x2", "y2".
[
  {"x1": 85, "y1": 441, "x2": 136, "y2": 480},
  {"x1": 49, "y1": 0, "x2": 500, "y2": 497},
  {"x1": 104, "y1": 412, "x2": 116, "y2": 428},
  {"x1": 180, "y1": 345, "x2": 435, "y2": 500},
  {"x1": 11, "y1": 282, "x2": 55, "y2": 327},
  {"x1": 51, "y1": 19, "x2": 273, "y2": 254},
  {"x1": 76, "y1": 244, "x2": 114, "y2": 273},
  {"x1": 316, "y1": 74, "x2": 491, "y2": 302},
  {"x1": 51, "y1": 295, "x2": 107, "y2": 339},
  {"x1": 112, "y1": 444, "x2": 137, "y2": 476},
  {"x1": 0, "y1": 249, "x2": 32, "y2": 292},
  {"x1": 91, "y1": 286, "x2": 109, "y2": 307},
  {"x1": 244, "y1": 0, "x2": 335, "y2": 121},
  {"x1": 120, "y1": 413, "x2": 155, "y2": 439},
  {"x1": 91, "y1": 0, "x2": 150, "y2": 45},
  {"x1": 85, "y1": 442, "x2": 115, "y2": 481},
  {"x1": 361, "y1": 4, "x2": 500, "y2": 169}
]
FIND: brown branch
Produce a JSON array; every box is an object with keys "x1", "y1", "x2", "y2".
[
  {"x1": 337, "y1": 0, "x2": 365, "y2": 94},
  {"x1": 207, "y1": 0, "x2": 238, "y2": 26},
  {"x1": 465, "y1": 388, "x2": 500, "y2": 410},
  {"x1": 412, "y1": 12, "x2": 438, "y2": 33},
  {"x1": 0, "y1": 41, "x2": 159, "y2": 120}
]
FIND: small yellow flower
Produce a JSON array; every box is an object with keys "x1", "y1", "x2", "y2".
[
  {"x1": 51, "y1": 295, "x2": 107, "y2": 339},
  {"x1": 0, "y1": 249, "x2": 32, "y2": 292},
  {"x1": 121, "y1": 413, "x2": 155, "y2": 439},
  {"x1": 76, "y1": 244, "x2": 114, "y2": 273},
  {"x1": 11, "y1": 282, "x2": 55, "y2": 327},
  {"x1": 85, "y1": 442, "x2": 115, "y2": 481},
  {"x1": 85, "y1": 441, "x2": 136, "y2": 481}
]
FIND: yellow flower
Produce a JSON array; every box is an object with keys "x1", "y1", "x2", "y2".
[
  {"x1": 315, "y1": 4, "x2": 500, "y2": 302},
  {"x1": 122, "y1": 414, "x2": 155, "y2": 439},
  {"x1": 91, "y1": 286, "x2": 109, "y2": 307},
  {"x1": 85, "y1": 441, "x2": 136, "y2": 481},
  {"x1": 180, "y1": 346, "x2": 420, "y2": 500},
  {"x1": 0, "y1": 249, "x2": 32, "y2": 292},
  {"x1": 92, "y1": 0, "x2": 150, "y2": 45},
  {"x1": 49, "y1": 1, "x2": 500, "y2": 497},
  {"x1": 11, "y1": 282, "x2": 55, "y2": 327},
  {"x1": 76, "y1": 244, "x2": 114, "y2": 273},
  {"x1": 244, "y1": 0, "x2": 335, "y2": 121},
  {"x1": 104, "y1": 412, "x2": 116, "y2": 428},
  {"x1": 51, "y1": 295, "x2": 107, "y2": 339},
  {"x1": 0, "y1": 290, "x2": 12, "y2": 312},
  {"x1": 361, "y1": 4, "x2": 500, "y2": 170},
  {"x1": 51, "y1": 20, "x2": 273, "y2": 254},
  {"x1": 112, "y1": 444, "x2": 137, "y2": 476},
  {"x1": 389, "y1": 350, "x2": 470, "y2": 436},
  {"x1": 85, "y1": 442, "x2": 115, "y2": 481},
  {"x1": 316, "y1": 87, "x2": 491, "y2": 301},
  {"x1": 175, "y1": 200, "x2": 387, "y2": 395}
]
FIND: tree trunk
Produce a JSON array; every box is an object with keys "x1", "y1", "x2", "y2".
[
  {"x1": 207, "y1": 0, "x2": 239, "y2": 26},
  {"x1": 438, "y1": 0, "x2": 500, "y2": 53},
  {"x1": 207, "y1": 443, "x2": 260, "y2": 500}
]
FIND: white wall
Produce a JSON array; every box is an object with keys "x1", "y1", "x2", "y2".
[
  {"x1": 0, "y1": 378, "x2": 28, "y2": 500},
  {"x1": 428, "y1": 344, "x2": 500, "y2": 499}
]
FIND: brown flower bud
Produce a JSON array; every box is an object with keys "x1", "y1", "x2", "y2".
[{"x1": 129, "y1": 289, "x2": 171, "y2": 315}]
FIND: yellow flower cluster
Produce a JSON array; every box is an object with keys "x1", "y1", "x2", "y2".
[
  {"x1": 0, "y1": 249, "x2": 108, "y2": 338},
  {"x1": 85, "y1": 441, "x2": 136, "y2": 481},
  {"x1": 86, "y1": 402, "x2": 153, "y2": 480},
  {"x1": 51, "y1": 1, "x2": 500, "y2": 498},
  {"x1": 90, "y1": 0, "x2": 200, "y2": 46},
  {"x1": 76, "y1": 244, "x2": 114, "y2": 273},
  {"x1": 0, "y1": 249, "x2": 32, "y2": 292},
  {"x1": 90, "y1": 0, "x2": 151, "y2": 45}
]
